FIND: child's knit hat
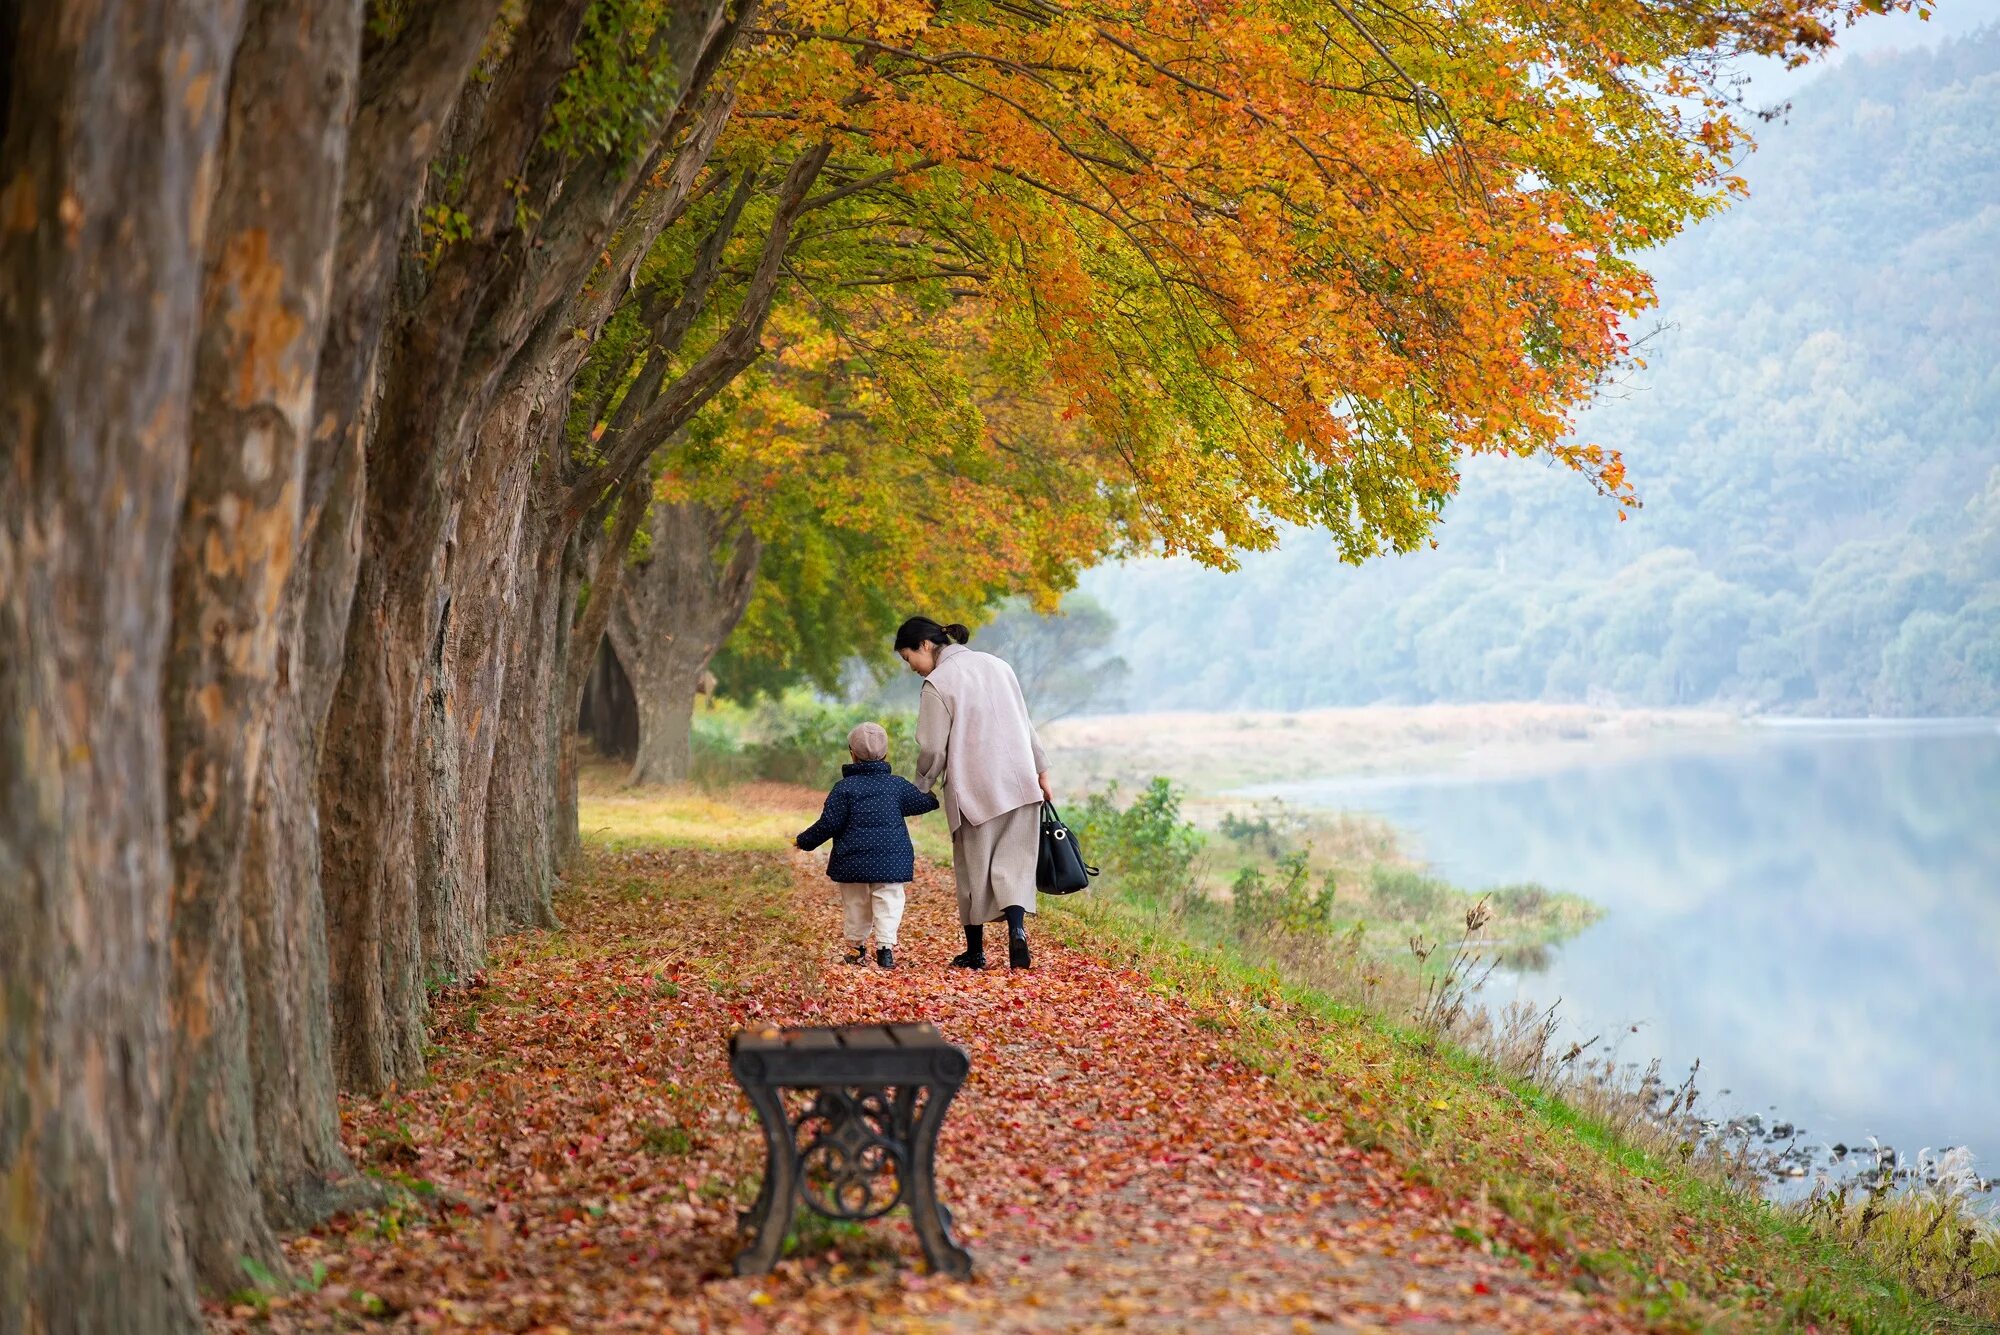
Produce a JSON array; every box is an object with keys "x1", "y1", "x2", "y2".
[{"x1": 847, "y1": 721, "x2": 889, "y2": 762}]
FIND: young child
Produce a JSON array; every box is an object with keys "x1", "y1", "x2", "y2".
[{"x1": 794, "y1": 722, "x2": 939, "y2": 968}]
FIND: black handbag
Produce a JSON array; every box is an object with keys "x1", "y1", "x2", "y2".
[{"x1": 1035, "y1": 801, "x2": 1097, "y2": 895}]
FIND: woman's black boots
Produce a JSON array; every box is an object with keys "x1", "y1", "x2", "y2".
[
  {"x1": 950, "y1": 925, "x2": 986, "y2": 969},
  {"x1": 949, "y1": 917, "x2": 1030, "y2": 969},
  {"x1": 1004, "y1": 906, "x2": 1031, "y2": 970}
]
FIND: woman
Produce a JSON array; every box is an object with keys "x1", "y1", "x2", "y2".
[{"x1": 898, "y1": 616, "x2": 1054, "y2": 970}]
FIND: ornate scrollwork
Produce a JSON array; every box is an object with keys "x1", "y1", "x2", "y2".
[
  {"x1": 792, "y1": 1087, "x2": 908, "y2": 1220},
  {"x1": 730, "y1": 1025, "x2": 973, "y2": 1278}
]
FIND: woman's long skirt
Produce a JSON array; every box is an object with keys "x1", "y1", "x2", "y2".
[{"x1": 950, "y1": 801, "x2": 1040, "y2": 925}]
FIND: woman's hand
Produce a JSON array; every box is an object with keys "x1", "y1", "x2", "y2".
[{"x1": 1038, "y1": 770, "x2": 1055, "y2": 803}]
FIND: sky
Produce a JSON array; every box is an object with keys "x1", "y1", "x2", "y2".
[{"x1": 1740, "y1": 1, "x2": 2000, "y2": 106}]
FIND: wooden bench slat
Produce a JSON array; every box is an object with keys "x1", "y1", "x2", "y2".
[{"x1": 731, "y1": 1023, "x2": 951, "y2": 1062}]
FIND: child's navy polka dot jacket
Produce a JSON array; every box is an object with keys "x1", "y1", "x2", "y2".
[{"x1": 795, "y1": 759, "x2": 940, "y2": 884}]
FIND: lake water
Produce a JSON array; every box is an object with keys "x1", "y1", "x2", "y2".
[{"x1": 1250, "y1": 720, "x2": 2000, "y2": 1189}]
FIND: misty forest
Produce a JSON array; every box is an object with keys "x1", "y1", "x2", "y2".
[{"x1": 1085, "y1": 32, "x2": 2000, "y2": 717}]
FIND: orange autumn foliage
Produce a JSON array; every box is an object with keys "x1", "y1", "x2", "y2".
[{"x1": 695, "y1": 0, "x2": 1924, "y2": 563}]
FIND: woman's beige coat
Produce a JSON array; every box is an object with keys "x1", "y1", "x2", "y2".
[
  {"x1": 914, "y1": 644, "x2": 1047, "y2": 831},
  {"x1": 915, "y1": 643, "x2": 1048, "y2": 925}
]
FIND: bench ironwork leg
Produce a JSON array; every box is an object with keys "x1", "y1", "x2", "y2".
[
  {"x1": 906, "y1": 1077, "x2": 972, "y2": 1278},
  {"x1": 734, "y1": 1079, "x2": 798, "y2": 1276}
]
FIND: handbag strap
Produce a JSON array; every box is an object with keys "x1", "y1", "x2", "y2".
[{"x1": 1040, "y1": 802, "x2": 1097, "y2": 878}]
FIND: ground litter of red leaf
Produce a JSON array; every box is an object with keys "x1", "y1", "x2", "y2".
[{"x1": 212, "y1": 845, "x2": 1638, "y2": 1333}]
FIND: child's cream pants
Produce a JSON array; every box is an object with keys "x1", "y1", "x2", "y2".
[{"x1": 839, "y1": 881, "x2": 905, "y2": 948}]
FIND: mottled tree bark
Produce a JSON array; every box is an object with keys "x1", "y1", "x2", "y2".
[
  {"x1": 0, "y1": 2, "x2": 243, "y2": 1328},
  {"x1": 414, "y1": 390, "x2": 543, "y2": 977},
  {"x1": 164, "y1": 0, "x2": 362, "y2": 1289},
  {"x1": 551, "y1": 539, "x2": 601, "y2": 873},
  {"x1": 241, "y1": 0, "x2": 500, "y2": 1203},
  {"x1": 484, "y1": 497, "x2": 571, "y2": 932},
  {"x1": 316, "y1": 0, "x2": 556, "y2": 1094},
  {"x1": 399, "y1": 2, "x2": 755, "y2": 945},
  {"x1": 320, "y1": 549, "x2": 438, "y2": 1090},
  {"x1": 237, "y1": 447, "x2": 366, "y2": 1230},
  {"x1": 488, "y1": 474, "x2": 652, "y2": 922},
  {"x1": 317, "y1": 0, "x2": 760, "y2": 1084},
  {"x1": 609, "y1": 501, "x2": 763, "y2": 786}
]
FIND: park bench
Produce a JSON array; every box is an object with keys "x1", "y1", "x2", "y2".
[{"x1": 729, "y1": 1022, "x2": 974, "y2": 1278}]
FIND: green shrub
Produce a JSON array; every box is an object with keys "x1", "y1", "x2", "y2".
[
  {"x1": 689, "y1": 715, "x2": 757, "y2": 788},
  {"x1": 1368, "y1": 864, "x2": 1453, "y2": 919},
  {"x1": 1488, "y1": 881, "x2": 1551, "y2": 916},
  {"x1": 1232, "y1": 849, "x2": 1337, "y2": 937},
  {"x1": 744, "y1": 702, "x2": 918, "y2": 787},
  {"x1": 1218, "y1": 810, "x2": 1284, "y2": 857},
  {"x1": 1071, "y1": 778, "x2": 1205, "y2": 906},
  {"x1": 688, "y1": 695, "x2": 918, "y2": 789}
]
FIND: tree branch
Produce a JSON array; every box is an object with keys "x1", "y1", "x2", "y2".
[
  {"x1": 556, "y1": 142, "x2": 833, "y2": 525},
  {"x1": 801, "y1": 157, "x2": 940, "y2": 213}
]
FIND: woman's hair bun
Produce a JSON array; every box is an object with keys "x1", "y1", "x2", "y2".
[{"x1": 945, "y1": 623, "x2": 971, "y2": 644}]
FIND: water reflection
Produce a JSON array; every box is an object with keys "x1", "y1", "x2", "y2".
[{"x1": 1254, "y1": 723, "x2": 2000, "y2": 1181}]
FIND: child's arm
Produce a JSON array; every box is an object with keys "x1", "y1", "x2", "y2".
[
  {"x1": 795, "y1": 787, "x2": 850, "y2": 850},
  {"x1": 899, "y1": 777, "x2": 940, "y2": 818}
]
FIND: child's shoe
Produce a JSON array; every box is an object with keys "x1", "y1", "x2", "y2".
[
  {"x1": 876, "y1": 947, "x2": 895, "y2": 969},
  {"x1": 845, "y1": 944, "x2": 869, "y2": 966}
]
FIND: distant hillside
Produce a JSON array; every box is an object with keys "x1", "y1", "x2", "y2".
[{"x1": 1086, "y1": 28, "x2": 2000, "y2": 716}]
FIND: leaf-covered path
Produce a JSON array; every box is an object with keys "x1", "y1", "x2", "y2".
[{"x1": 216, "y1": 842, "x2": 1636, "y2": 1332}]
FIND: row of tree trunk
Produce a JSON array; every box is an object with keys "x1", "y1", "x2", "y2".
[{"x1": 0, "y1": 1, "x2": 810, "y2": 1327}]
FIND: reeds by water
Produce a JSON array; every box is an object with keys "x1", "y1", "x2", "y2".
[{"x1": 1071, "y1": 778, "x2": 2000, "y2": 1327}]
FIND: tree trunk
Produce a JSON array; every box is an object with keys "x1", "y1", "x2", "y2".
[
  {"x1": 163, "y1": 0, "x2": 363, "y2": 1290},
  {"x1": 555, "y1": 710, "x2": 585, "y2": 870},
  {"x1": 552, "y1": 541, "x2": 598, "y2": 877},
  {"x1": 630, "y1": 672, "x2": 704, "y2": 786},
  {"x1": 321, "y1": 551, "x2": 437, "y2": 1091},
  {"x1": 573, "y1": 479, "x2": 652, "y2": 766},
  {"x1": 608, "y1": 500, "x2": 762, "y2": 786},
  {"x1": 487, "y1": 455, "x2": 655, "y2": 926},
  {"x1": 548, "y1": 530, "x2": 592, "y2": 871},
  {"x1": 314, "y1": 0, "x2": 597, "y2": 1097},
  {"x1": 0, "y1": 2, "x2": 242, "y2": 1328},
  {"x1": 242, "y1": 433, "x2": 367, "y2": 1224},
  {"x1": 240, "y1": 519, "x2": 365, "y2": 1230},
  {"x1": 319, "y1": 0, "x2": 702, "y2": 1088},
  {"x1": 485, "y1": 502, "x2": 568, "y2": 932},
  {"x1": 352, "y1": 0, "x2": 760, "y2": 961},
  {"x1": 240, "y1": 0, "x2": 499, "y2": 1191},
  {"x1": 416, "y1": 390, "x2": 541, "y2": 976},
  {"x1": 318, "y1": 0, "x2": 769, "y2": 992}
]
